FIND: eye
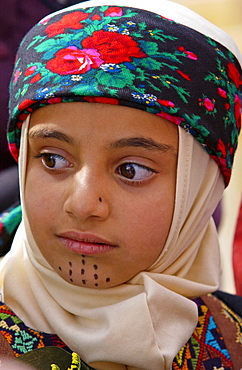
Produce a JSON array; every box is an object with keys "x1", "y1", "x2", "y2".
[
  {"x1": 117, "y1": 163, "x2": 156, "y2": 183},
  {"x1": 35, "y1": 153, "x2": 72, "y2": 171}
]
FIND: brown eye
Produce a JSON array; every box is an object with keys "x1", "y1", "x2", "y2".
[
  {"x1": 37, "y1": 153, "x2": 72, "y2": 170},
  {"x1": 119, "y1": 163, "x2": 136, "y2": 179},
  {"x1": 43, "y1": 154, "x2": 57, "y2": 168},
  {"x1": 117, "y1": 163, "x2": 156, "y2": 181}
]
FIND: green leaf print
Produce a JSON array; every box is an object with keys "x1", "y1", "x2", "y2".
[{"x1": 96, "y1": 66, "x2": 135, "y2": 88}]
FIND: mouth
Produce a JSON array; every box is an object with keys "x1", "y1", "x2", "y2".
[{"x1": 57, "y1": 232, "x2": 117, "y2": 255}]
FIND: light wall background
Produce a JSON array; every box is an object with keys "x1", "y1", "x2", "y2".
[{"x1": 171, "y1": 0, "x2": 242, "y2": 293}]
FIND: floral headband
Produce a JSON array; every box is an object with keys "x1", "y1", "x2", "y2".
[{"x1": 8, "y1": 5, "x2": 242, "y2": 185}]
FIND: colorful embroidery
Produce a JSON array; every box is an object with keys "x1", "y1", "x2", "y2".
[
  {"x1": 7, "y1": 5, "x2": 242, "y2": 185},
  {"x1": 0, "y1": 297, "x2": 241, "y2": 368},
  {"x1": 220, "y1": 299, "x2": 242, "y2": 346},
  {"x1": 0, "y1": 303, "x2": 71, "y2": 356},
  {"x1": 172, "y1": 297, "x2": 234, "y2": 370}
]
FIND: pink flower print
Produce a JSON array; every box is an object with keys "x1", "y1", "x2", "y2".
[
  {"x1": 8, "y1": 143, "x2": 19, "y2": 161},
  {"x1": 156, "y1": 111, "x2": 185, "y2": 125},
  {"x1": 217, "y1": 87, "x2": 228, "y2": 98},
  {"x1": 13, "y1": 69, "x2": 22, "y2": 83},
  {"x1": 198, "y1": 97, "x2": 215, "y2": 112},
  {"x1": 46, "y1": 46, "x2": 104, "y2": 75},
  {"x1": 203, "y1": 98, "x2": 215, "y2": 111},
  {"x1": 177, "y1": 46, "x2": 198, "y2": 60},
  {"x1": 104, "y1": 7, "x2": 123, "y2": 17}
]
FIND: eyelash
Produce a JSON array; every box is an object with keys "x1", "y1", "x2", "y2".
[
  {"x1": 116, "y1": 162, "x2": 157, "y2": 185},
  {"x1": 34, "y1": 152, "x2": 73, "y2": 171},
  {"x1": 34, "y1": 153, "x2": 157, "y2": 185}
]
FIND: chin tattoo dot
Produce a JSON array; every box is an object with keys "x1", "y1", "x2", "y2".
[
  {"x1": 94, "y1": 274, "x2": 98, "y2": 280},
  {"x1": 95, "y1": 283, "x2": 99, "y2": 287},
  {"x1": 93, "y1": 265, "x2": 98, "y2": 270},
  {"x1": 82, "y1": 259, "x2": 85, "y2": 266},
  {"x1": 81, "y1": 269, "x2": 85, "y2": 275},
  {"x1": 82, "y1": 280, "x2": 86, "y2": 285},
  {"x1": 58, "y1": 266, "x2": 62, "y2": 271},
  {"x1": 106, "y1": 278, "x2": 110, "y2": 283}
]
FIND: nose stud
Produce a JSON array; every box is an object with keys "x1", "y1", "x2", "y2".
[{"x1": 99, "y1": 197, "x2": 102, "y2": 202}]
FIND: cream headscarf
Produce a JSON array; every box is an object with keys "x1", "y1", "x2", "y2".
[{"x1": 0, "y1": 112, "x2": 224, "y2": 369}]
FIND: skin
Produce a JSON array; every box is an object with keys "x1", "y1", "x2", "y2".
[{"x1": 25, "y1": 102, "x2": 178, "y2": 289}]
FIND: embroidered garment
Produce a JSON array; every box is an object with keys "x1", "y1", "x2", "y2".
[
  {"x1": 1, "y1": 1, "x2": 242, "y2": 370},
  {"x1": 0, "y1": 294, "x2": 241, "y2": 369},
  {"x1": 8, "y1": 1, "x2": 242, "y2": 185}
]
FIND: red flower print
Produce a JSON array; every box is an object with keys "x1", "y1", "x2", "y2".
[
  {"x1": 217, "y1": 88, "x2": 228, "y2": 98},
  {"x1": 18, "y1": 99, "x2": 36, "y2": 112},
  {"x1": 47, "y1": 97, "x2": 63, "y2": 104},
  {"x1": 156, "y1": 111, "x2": 184, "y2": 125},
  {"x1": 30, "y1": 73, "x2": 42, "y2": 83},
  {"x1": 82, "y1": 30, "x2": 146, "y2": 64},
  {"x1": 45, "y1": 12, "x2": 88, "y2": 37},
  {"x1": 91, "y1": 14, "x2": 101, "y2": 21},
  {"x1": 25, "y1": 66, "x2": 37, "y2": 76},
  {"x1": 211, "y1": 154, "x2": 231, "y2": 185},
  {"x1": 157, "y1": 99, "x2": 175, "y2": 108},
  {"x1": 227, "y1": 61, "x2": 242, "y2": 88},
  {"x1": 224, "y1": 103, "x2": 230, "y2": 110},
  {"x1": 234, "y1": 94, "x2": 241, "y2": 129},
  {"x1": 104, "y1": 7, "x2": 123, "y2": 17},
  {"x1": 46, "y1": 46, "x2": 104, "y2": 75},
  {"x1": 177, "y1": 70, "x2": 191, "y2": 81},
  {"x1": 177, "y1": 46, "x2": 198, "y2": 60},
  {"x1": 83, "y1": 96, "x2": 119, "y2": 105},
  {"x1": 216, "y1": 139, "x2": 227, "y2": 157}
]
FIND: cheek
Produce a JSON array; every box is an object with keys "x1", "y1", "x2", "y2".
[
  {"x1": 25, "y1": 168, "x2": 58, "y2": 231},
  {"x1": 119, "y1": 189, "x2": 175, "y2": 265}
]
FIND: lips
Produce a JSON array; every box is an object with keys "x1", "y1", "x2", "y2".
[{"x1": 57, "y1": 231, "x2": 117, "y2": 255}]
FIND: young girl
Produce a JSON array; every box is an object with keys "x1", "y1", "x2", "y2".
[{"x1": 0, "y1": 0, "x2": 241, "y2": 369}]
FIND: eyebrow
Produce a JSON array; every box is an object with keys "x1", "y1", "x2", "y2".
[
  {"x1": 108, "y1": 137, "x2": 176, "y2": 154},
  {"x1": 28, "y1": 128, "x2": 75, "y2": 145},
  {"x1": 28, "y1": 128, "x2": 176, "y2": 154}
]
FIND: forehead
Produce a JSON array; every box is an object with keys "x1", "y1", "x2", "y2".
[{"x1": 29, "y1": 102, "x2": 178, "y2": 149}]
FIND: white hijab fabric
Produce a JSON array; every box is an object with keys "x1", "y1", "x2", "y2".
[{"x1": 0, "y1": 115, "x2": 224, "y2": 369}]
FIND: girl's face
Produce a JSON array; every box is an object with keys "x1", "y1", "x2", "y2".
[{"x1": 26, "y1": 102, "x2": 178, "y2": 288}]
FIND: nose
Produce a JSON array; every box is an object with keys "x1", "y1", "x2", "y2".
[{"x1": 63, "y1": 167, "x2": 110, "y2": 222}]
